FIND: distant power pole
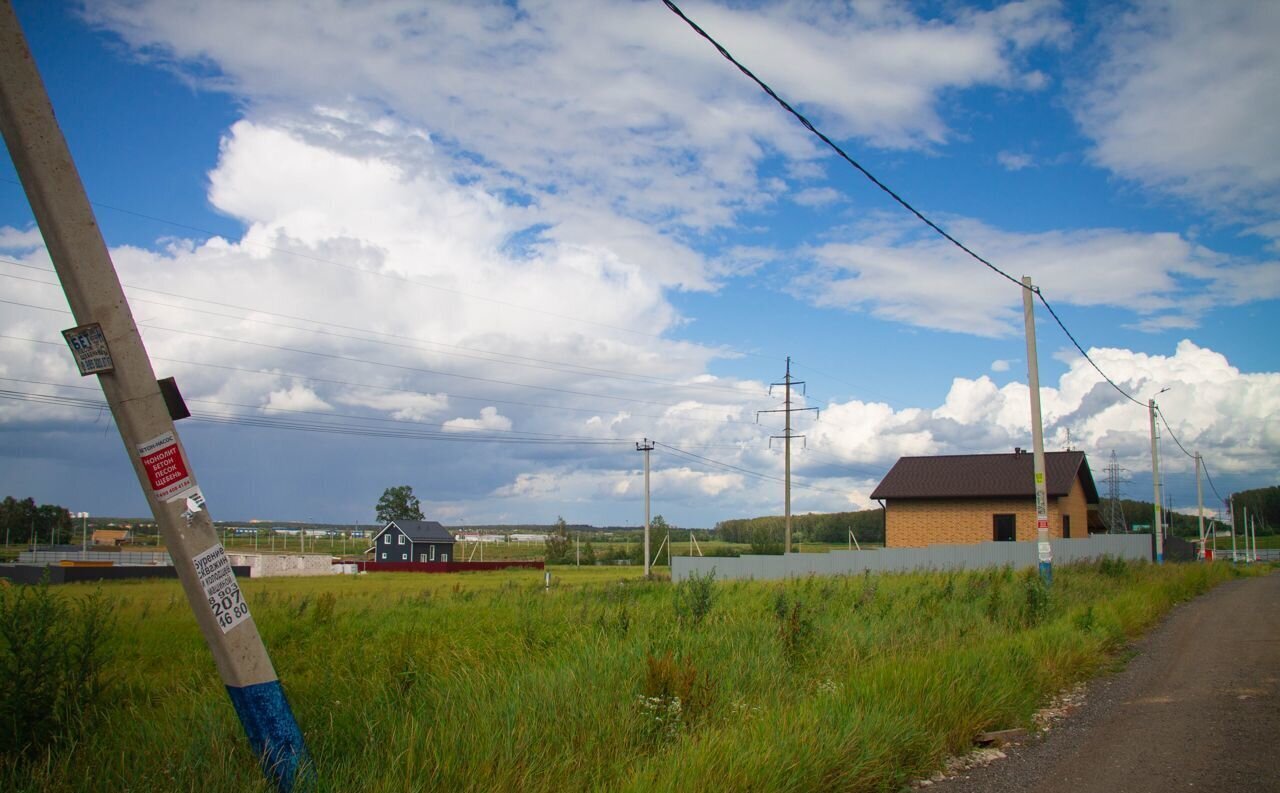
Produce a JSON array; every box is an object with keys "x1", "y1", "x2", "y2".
[
  {"x1": 0, "y1": 5, "x2": 308, "y2": 789},
  {"x1": 1148, "y1": 393, "x2": 1169, "y2": 564},
  {"x1": 1022, "y1": 277, "x2": 1051, "y2": 583},
  {"x1": 636, "y1": 438, "x2": 654, "y2": 578},
  {"x1": 1195, "y1": 453, "x2": 1205, "y2": 560},
  {"x1": 757, "y1": 357, "x2": 818, "y2": 554}
]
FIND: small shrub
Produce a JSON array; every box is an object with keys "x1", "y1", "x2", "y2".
[
  {"x1": 0, "y1": 582, "x2": 116, "y2": 758},
  {"x1": 674, "y1": 569, "x2": 716, "y2": 626}
]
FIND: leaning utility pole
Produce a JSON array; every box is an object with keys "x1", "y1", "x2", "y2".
[
  {"x1": 1022, "y1": 277, "x2": 1052, "y2": 583},
  {"x1": 757, "y1": 357, "x2": 818, "y2": 554},
  {"x1": 0, "y1": 4, "x2": 308, "y2": 790},
  {"x1": 636, "y1": 438, "x2": 654, "y2": 578}
]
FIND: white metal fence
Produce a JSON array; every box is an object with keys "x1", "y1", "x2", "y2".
[
  {"x1": 17, "y1": 550, "x2": 173, "y2": 565},
  {"x1": 671, "y1": 535, "x2": 1152, "y2": 583}
]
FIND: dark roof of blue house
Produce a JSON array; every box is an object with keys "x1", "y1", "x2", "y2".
[{"x1": 383, "y1": 520, "x2": 454, "y2": 542}]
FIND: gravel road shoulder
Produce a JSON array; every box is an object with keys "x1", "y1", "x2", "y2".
[{"x1": 926, "y1": 571, "x2": 1280, "y2": 793}]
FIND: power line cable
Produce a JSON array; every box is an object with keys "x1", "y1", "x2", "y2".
[
  {"x1": 653, "y1": 440, "x2": 850, "y2": 496},
  {"x1": 1156, "y1": 406, "x2": 1196, "y2": 460},
  {"x1": 0, "y1": 260, "x2": 759, "y2": 399},
  {"x1": 0, "y1": 386, "x2": 632, "y2": 446},
  {"x1": 661, "y1": 0, "x2": 1147, "y2": 411},
  {"x1": 0, "y1": 375, "x2": 626, "y2": 442},
  {"x1": 0, "y1": 333, "x2": 771, "y2": 430},
  {"x1": 0, "y1": 178, "x2": 687, "y2": 345},
  {"x1": 1199, "y1": 457, "x2": 1228, "y2": 505},
  {"x1": 0, "y1": 295, "x2": 762, "y2": 417}
]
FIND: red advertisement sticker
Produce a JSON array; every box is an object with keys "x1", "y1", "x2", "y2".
[{"x1": 137, "y1": 431, "x2": 194, "y2": 502}]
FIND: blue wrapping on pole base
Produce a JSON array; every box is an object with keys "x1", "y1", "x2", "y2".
[
  {"x1": 1038, "y1": 560, "x2": 1052, "y2": 585},
  {"x1": 226, "y1": 680, "x2": 312, "y2": 792}
]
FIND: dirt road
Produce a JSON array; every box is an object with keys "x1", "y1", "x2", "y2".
[{"x1": 934, "y1": 571, "x2": 1279, "y2": 793}]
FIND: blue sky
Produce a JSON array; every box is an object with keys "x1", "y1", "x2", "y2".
[{"x1": 1, "y1": 0, "x2": 1277, "y2": 528}]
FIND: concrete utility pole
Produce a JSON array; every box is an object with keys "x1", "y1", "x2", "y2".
[
  {"x1": 1195, "y1": 453, "x2": 1205, "y2": 561},
  {"x1": 757, "y1": 357, "x2": 818, "y2": 554},
  {"x1": 0, "y1": 4, "x2": 309, "y2": 790},
  {"x1": 1148, "y1": 392, "x2": 1169, "y2": 564},
  {"x1": 636, "y1": 438, "x2": 654, "y2": 578},
  {"x1": 1022, "y1": 277, "x2": 1052, "y2": 583},
  {"x1": 1230, "y1": 497, "x2": 1238, "y2": 562}
]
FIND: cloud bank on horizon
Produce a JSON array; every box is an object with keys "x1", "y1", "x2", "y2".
[{"x1": 0, "y1": 0, "x2": 1276, "y2": 524}]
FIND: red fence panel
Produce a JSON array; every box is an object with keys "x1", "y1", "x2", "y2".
[{"x1": 353, "y1": 560, "x2": 545, "y2": 574}]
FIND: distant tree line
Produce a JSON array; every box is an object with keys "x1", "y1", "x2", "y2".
[
  {"x1": 714, "y1": 509, "x2": 885, "y2": 552},
  {"x1": 0, "y1": 496, "x2": 72, "y2": 545},
  {"x1": 1229, "y1": 486, "x2": 1278, "y2": 534},
  {"x1": 1107, "y1": 489, "x2": 1276, "y2": 537}
]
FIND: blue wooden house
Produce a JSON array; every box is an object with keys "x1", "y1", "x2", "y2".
[{"x1": 370, "y1": 520, "x2": 455, "y2": 563}]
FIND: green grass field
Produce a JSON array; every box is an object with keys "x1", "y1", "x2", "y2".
[{"x1": 0, "y1": 560, "x2": 1265, "y2": 792}]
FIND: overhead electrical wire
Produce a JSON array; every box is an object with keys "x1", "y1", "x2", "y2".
[
  {"x1": 0, "y1": 295, "x2": 767, "y2": 420},
  {"x1": 0, "y1": 11, "x2": 1243, "y2": 499},
  {"x1": 0, "y1": 178, "x2": 697, "y2": 346},
  {"x1": 0, "y1": 333, "x2": 773, "y2": 432},
  {"x1": 0, "y1": 375, "x2": 627, "y2": 443},
  {"x1": 653, "y1": 440, "x2": 851, "y2": 496},
  {"x1": 0, "y1": 385, "x2": 632, "y2": 446},
  {"x1": 661, "y1": 0, "x2": 1147, "y2": 411},
  {"x1": 0, "y1": 260, "x2": 759, "y2": 399},
  {"x1": 1156, "y1": 406, "x2": 1197, "y2": 461}
]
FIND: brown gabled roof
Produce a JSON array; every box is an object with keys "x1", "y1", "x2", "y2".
[{"x1": 870, "y1": 451, "x2": 1099, "y2": 503}]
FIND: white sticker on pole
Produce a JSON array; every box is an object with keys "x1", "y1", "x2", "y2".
[
  {"x1": 136, "y1": 431, "x2": 196, "y2": 503},
  {"x1": 193, "y1": 544, "x2": 251, "y2": 633},
  {"x1": 1038, "y1": 541, "x2": 1052, "y2": 562}
]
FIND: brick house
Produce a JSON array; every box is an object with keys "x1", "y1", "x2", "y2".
[{"x1": 871, "y1": 450, "x2": 1101, "y2": 548}]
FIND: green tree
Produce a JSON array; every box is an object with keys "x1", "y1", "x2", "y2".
[
  {"x1": 544, "y1": 516, "x2": 571, "y2": 564},
  {"x1": 375, "y1": 485, "x2": 423, "y2": 523},
  {"x1": 650, "y1": 515, "x2": 671, "y2": 566}
]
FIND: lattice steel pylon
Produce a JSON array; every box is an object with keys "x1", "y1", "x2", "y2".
[{"x1": 1102, "y1": 450, "x2": 1129, "y2": 533}]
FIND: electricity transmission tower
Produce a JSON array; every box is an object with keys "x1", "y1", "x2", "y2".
[
  {"x1": 756, "y1": 357, "x2": 818, "y2": 554},
  {"x1": 1102, "y1": 450, "x2": 1129, "y2": 533}
]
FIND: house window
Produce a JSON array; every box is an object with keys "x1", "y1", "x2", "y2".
[
  {"x1": 993, "y1": 514, "x2": 1016, "y2": 542},
  {"x1": 1062, "y1": 515, "x2": 1071, "y2": 539},
  {"x1": 442, "y1": 553, "x2": 448, "y2": 562},
  {"x1": 380, "y1": 552, "x2": 387, "y2": 560},
  {"x1": 401, "y1": 552, "x2": 407, "y2": 561},
  {"x1": 398, "y1": 535, "x2": 406, "y2": 545},
  {"x1": 429, "y1": 545, "x2": 436, "y2": 561},
  {"x1": 383, "y1": 534, "x2": 391, "y2": 545},
  {"x1": 420, "y1": 553, "x2": 428, "y2": 562}
]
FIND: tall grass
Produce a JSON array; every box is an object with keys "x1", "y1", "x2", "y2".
[{"x1": 0, "y1": 560, "x2": 1260, "y2": 792}]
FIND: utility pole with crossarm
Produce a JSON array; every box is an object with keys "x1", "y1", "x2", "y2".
[{"x1": 757, "y1": 357, "x2": 818, "y2": 554}]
